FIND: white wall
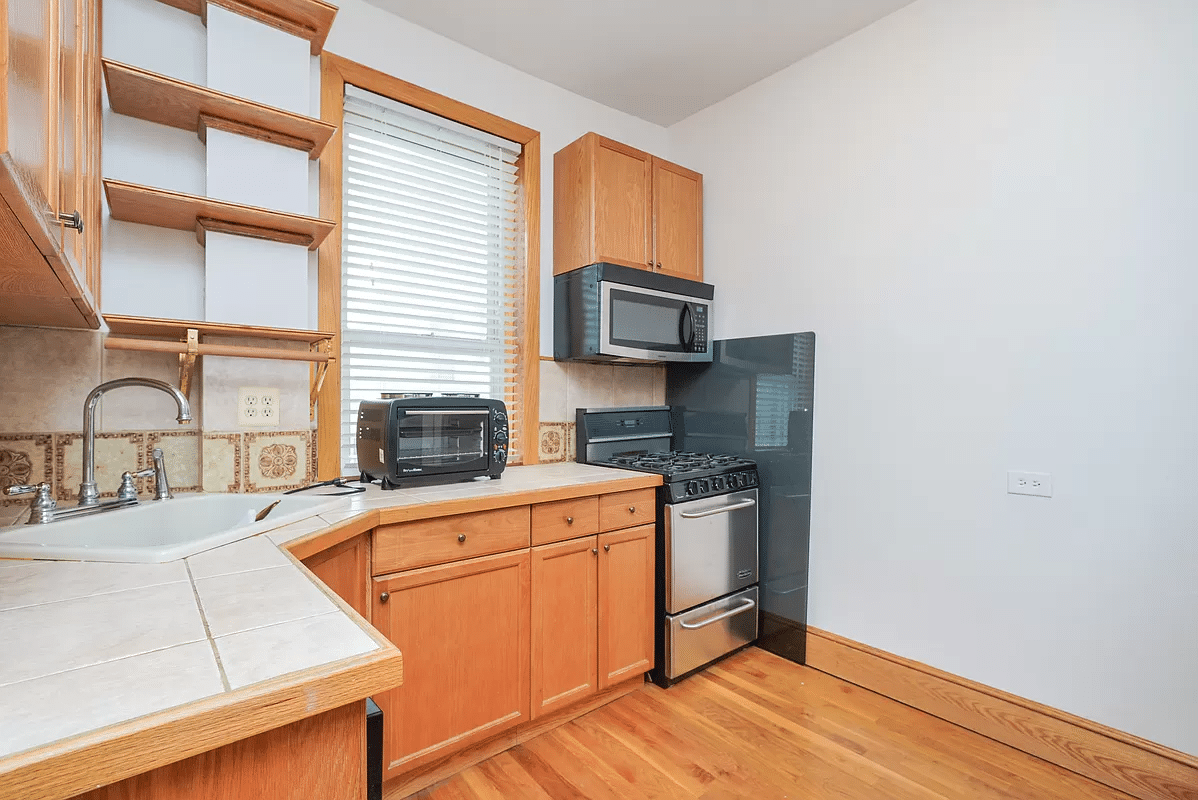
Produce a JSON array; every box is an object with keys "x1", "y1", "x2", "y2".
[
  {"x1": 324, "y1": 0, "x2": 671, "y2": 357},
  {"x1": 669, "y1": 0, "x2": 1198, "y2": 756}
]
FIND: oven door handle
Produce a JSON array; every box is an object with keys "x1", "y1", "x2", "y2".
[
  {"x1": 403, "y1": 409, "x2": 491, "y2": 416},
  {"x1": 680, "y1": 597, "x2": 757, "y2": 629},
  {"x1": 678, "y1": 498, "x2": 757, "y2": 519}
]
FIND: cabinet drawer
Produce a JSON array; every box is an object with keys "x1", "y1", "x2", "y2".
[
  {"x1": 531, "y1": 496, "x2": 599, "y2": 546},
  {"x1": 374, "y1": 506, "x2": 531, "y2": 574},
  {"x1": 599, "y1": 489, "x2": 656, "y2": 531}
]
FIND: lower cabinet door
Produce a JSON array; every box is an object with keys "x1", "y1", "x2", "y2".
[
  {"x1": 597, "y1": 524, "x2": 655, "y2": 688},
  {"x1": 302, "y1": 534, "x2": 369, "y2": 621},
  {"x1": 531, "y1": 535, "x2": 598, "y2": 718},
  {"x1": 372, "y1": 550, "x2": 530, "y2": 778}
]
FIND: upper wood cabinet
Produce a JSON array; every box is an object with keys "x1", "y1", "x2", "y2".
[
  {"x1": 0, "y1": 0, "x2": 101, "y2": 329},
  {"x1": 554, "y1": 132, "x2": 703, "y2": 281}
]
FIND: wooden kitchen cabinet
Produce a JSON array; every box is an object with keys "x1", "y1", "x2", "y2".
[
  {"x1": 530, "y1": 511, "x2": 655, "y2": 717},
  {"x1": 597, "y1": 524, "x2": 655, "y2": 687},
  {"x1": 371, "y1": 550, "x2": 531, "y2": 778},
  {"x1": 0, "y1": 0, "x2": 101, "y2": 328},
  {"x1": 301, "y1": 533, "x2": 370, "y2": 621},
  {"x1": 553, "y1": 131, "x2": 703, "y2": 281},
  {"x1": 530, "y1": 535, "x2": 598, "y2": 718}
]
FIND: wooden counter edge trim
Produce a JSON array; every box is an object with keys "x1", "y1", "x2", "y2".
[
  {"x1": 284, "y1": 509, "x2": 378, "y2": 561},
  {"x1": 374, "y1": 474, "x2": 663, "y2": 526},
  {"x1": 0, "y1": 644, "x2": 402, "y2": 800},
  {"x1": 382, "y1": 674, "x2": 645, "y2": 799},
  {"x1": 805, "y1": 627, "x2": 1198, "y2": 800}
]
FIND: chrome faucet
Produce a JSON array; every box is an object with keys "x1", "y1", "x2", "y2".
[{"x1": 79, "y1": 378, "x2": 191, "y2": 506}]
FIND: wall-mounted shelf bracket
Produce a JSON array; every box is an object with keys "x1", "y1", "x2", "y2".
[
  {"x1": 179, "y1": 328, "x2": 200, "y2": 396},
  {"x1": 310, "y1": 339, "x2": 336, "y2": 420}
]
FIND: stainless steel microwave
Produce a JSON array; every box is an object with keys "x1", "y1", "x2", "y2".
[
  {"x1": 356, "y1": 397, "x2": 508, "y2": 489},
  {"x1": 553, "y1": 262, "x2": 714, "y2": 363}
]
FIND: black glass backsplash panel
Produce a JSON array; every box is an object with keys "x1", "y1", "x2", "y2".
[{"x1": 667, "y1": 332, "x2": 815, "y2": 664}]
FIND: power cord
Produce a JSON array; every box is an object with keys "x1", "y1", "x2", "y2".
[{"x1": 282, "y1": 477, "x2": 367, "y2": 496}]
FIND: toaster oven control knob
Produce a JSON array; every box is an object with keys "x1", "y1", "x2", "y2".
[
  {"x1": 494, "y1": 430, "x2": 508, "y2": 443},
  {"x1": 494, "y1": 446, "x2": 507, "y2": 462}
]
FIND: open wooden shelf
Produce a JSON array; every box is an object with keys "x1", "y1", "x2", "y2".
[
  {"x1": 155, "y1": 0, "x2": 338, "y2": 55},
  {"x1": 105, "y1": 314, "x2": 334, "y2": 344},
  {"x1": 102, "y1": 60, "x2": 335, "y2": 159},
  {"x1": 103, "y1": 314, "x2": 337, "y2": 412},
  {"x1": 103, "y1": 179, "x2": 336, "y2": 251}
]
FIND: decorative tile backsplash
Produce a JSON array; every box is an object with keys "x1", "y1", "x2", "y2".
[
  {"x1": 537, "y1": 422, "x2": 575, "y2": 464},
  {"x1": 1, "y1": 429, "x2": 315, "y2": 505}
]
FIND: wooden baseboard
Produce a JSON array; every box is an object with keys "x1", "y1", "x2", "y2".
[
  {"x1": 382, "y1": 675, "x2": 646, "y2": 799},
  {"x1": 806, "y1": 627, "x2": 1198, "y2": 800}
]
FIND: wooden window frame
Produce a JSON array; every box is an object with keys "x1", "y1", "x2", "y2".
[{"x1": 317, "y1": 53, "x2": 541, "y2": 478}]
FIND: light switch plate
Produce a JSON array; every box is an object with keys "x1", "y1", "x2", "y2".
[
  {"x1": 1008, "y1": 471, "x2": 1052, "y2": 498},
  {"x1": 237, "y1": 386, "x2": 280, "y2": 428}
]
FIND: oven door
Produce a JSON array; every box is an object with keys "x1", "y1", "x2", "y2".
[
  {"x1": 599, "y1": 281, "x2": 710, "y2": 362},
  {"x1": 392, "y1": 408, "x2": 491, "y2": 475},
  {"x1": 664, "y1": 488, "x2": 758, "y2": 613}
]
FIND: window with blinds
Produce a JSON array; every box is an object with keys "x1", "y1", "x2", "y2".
[{"x1": 340, "y1": 85, "x2": 526, "y2": 473}]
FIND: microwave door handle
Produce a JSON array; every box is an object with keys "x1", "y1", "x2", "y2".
[{"x1": 679, "y1": 303, "x2": 694, "y2": 348}]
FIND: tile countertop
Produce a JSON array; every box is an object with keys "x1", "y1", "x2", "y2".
[{"x1": 0, "y1": 462, "x2": 659, "y2": 800}]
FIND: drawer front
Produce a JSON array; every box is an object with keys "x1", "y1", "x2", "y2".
[
  {"x1": 374, "y1": 506, "x2": 531, "y2": 574},
  {"x1": 531, "y1": 496, "x2": 599, "y2": 546},
  {"x1": 665, "y1": 586, "x2": 758, "y2": 680},
  {"x1": 599, "y1": 488, "x2": 656, "y2": 531}
]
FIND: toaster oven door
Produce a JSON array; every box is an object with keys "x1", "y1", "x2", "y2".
[{"x1": 393, "y1": 409, "x2": 490, "y2": 473}]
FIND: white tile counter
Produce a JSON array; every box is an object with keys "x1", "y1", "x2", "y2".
[{"x1": 0, "y1": 462, "x2": 656, "y2": 798}]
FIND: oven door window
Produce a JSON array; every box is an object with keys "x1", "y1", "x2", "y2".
[{"x1": 394, "y1": 410, "x2": 489, "y2": 471}]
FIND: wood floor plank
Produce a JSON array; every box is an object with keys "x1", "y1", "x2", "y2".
[{"x1": 413, "y1": 648, "x2": 1142, "y2": 800}]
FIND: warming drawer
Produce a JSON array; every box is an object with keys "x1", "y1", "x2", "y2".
[{"x1": 664, "y1": 585, "x2": 758, "y2": 679}]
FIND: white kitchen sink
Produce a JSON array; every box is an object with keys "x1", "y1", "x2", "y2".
[{"x1": 0, "y1": 493, "x2": 343, "y2": 563}]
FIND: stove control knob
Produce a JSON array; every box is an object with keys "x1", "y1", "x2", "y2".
[
  {"x1": 700, "y1": 479, "x2": 710, "y2": 493},
  {"x1": 686, "y1": 480, "x2": 699, "y2": 496},
  {"x1": 714, "y1": 476, "x2": 725, "y2": 491},
  {"x1": 730, "y1": 474, "x2": 741, "y2": 488}
]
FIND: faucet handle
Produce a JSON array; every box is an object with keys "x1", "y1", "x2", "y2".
[
  {"x1": 5, "y1": 483, "x2": 56, "y2": 524},
  {"x1": 118, "y1": 469, "x2": 153, "y2": 502},
  {"x1": 5, "y1": 482, "x2": 49, "y2": 497}
]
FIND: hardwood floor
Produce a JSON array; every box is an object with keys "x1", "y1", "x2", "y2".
[{"x1": 410, "y1": 647, "x2": 1136, "y2": 800}]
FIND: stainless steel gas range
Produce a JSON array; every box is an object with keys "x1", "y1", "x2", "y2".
[{"x1": 577, "y1": 406, "x2": 759, "y2": 687}]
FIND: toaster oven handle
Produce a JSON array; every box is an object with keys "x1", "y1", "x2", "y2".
[
  {"x1": 678, "y1": 498, "x2": 757, "y2": 519},
  {"x1": 679, "y1": 597, "x2": 757, "y2": 629},
  {"x1": 403, "y1": 409, "x2": 491, "y2": 416}
]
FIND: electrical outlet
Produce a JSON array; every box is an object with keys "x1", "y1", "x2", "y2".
[
  {"x1": 1008, "y1": 471, "x2": 1052, "y2": 498},
  {"x1": 237, "y1": 387, "x2": 280, "y2": 428}
]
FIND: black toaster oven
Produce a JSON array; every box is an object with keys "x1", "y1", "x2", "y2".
[{"x1": 356, "y1": 397, "x2": 509, "y2": 489}]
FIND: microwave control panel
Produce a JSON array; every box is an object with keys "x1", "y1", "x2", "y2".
[{"x1": 692, "y1": 305, "x2": 708, "y2": 352}]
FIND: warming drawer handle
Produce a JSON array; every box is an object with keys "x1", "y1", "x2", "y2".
[
  {"x1": 679, "y1": 598, "x2": 757, "y2": 630},
  {"x1": 404, "y1": 409, "x2": 491, "y2": 416},
  {"x1": 678, "y1": 498, "x2": 757, "y2": 519}
]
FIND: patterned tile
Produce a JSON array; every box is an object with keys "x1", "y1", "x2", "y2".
[
  {"x1": 538, "y1": 422, "x2": 569, "y2": 464},
  {"x1": 202, "y1": 432, "x2": 242, "y2": 493},
  {"x1": 146, "y1": 430, "x2": 202, "y2": 494},
  {"x1": 54, "y1": 432, "x2": 146, "y2": 502},
  {"x1": 0, "y1": 435, "x2": 53, "y2": 507},
  {"x1": 243, "y1": 430, "x2": 311, "y2": 493}
]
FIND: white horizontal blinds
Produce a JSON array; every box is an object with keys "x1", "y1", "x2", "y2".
[{"x1": 341, "y1": 85, "x2": 526, "y2": 473}]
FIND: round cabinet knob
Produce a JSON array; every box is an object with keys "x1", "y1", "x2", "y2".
[
  {"x1": 656, "y1": 261, "x2": 662, "y2": 269},
  {"x1": 566, "y1": 516, "x2": 574, "y2": 525},
  {"x1": 458, "y1": 533, "x2": 467, "y2": 543},
  {"x1": 592, "y1": 548, "x2": 598, "y2": 555},
  {"x1": 379, "y1": 591, "x2": 390, "y2": 603},
  {"x1": 628, "y1": 506, "x2": 636, "y2": 514},
  {"x1": 604, "y1": 544, "x2": 611, "y2": 552}
]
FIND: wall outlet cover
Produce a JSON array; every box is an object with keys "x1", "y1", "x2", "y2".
[
  {"x1": 1008, "y1": 470, "x2": 1052, "y2": 498},
  {"x1": 238, "y1": 386, "x2": 280, "y2": 428}
]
